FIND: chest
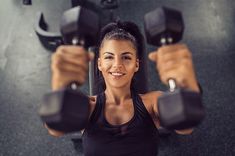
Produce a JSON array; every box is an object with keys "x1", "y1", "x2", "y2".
[
  {"x1": 104, "y1": 102, "x2": 134, "y2": 125},
  {"x1": 104, "y1": 97, "x2": 154, "y2": 126}
]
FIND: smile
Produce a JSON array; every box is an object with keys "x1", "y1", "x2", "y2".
[{"x1": 109, "y1": 72, "x2": 126, "y2": 77}]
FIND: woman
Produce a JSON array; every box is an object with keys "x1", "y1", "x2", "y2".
[{"x1": 47, "y1": 21, "x2": 200, "y2": 156}]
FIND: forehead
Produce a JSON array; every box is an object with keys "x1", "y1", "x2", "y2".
[{"x1": 100, "y1": 39, "x2": 136, "y2": 55}]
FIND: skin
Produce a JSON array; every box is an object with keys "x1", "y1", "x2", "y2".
[{"x1": 46, "y1": 39, "x2": 200, "y2": 137}]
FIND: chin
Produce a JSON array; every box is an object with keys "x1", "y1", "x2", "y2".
[{"x1": 106, "y1": 80, "x2": 131, "y2": 89}]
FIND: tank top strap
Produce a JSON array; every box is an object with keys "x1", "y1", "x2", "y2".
[
  {"x1": 88, "y1": 92, "x2": 105, "y2": 124},
  {"x1": 131, "y1": 90, "x2": 153, "y2": 120}
]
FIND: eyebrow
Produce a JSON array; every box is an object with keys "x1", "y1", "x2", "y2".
[{"x1": 103, "y1": 52, "x2": 134, "y2": 55}]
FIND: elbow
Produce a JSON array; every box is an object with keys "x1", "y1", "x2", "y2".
[
  {"x1": 44, "y1": 124, "x2": 65, "y2": 137},
  {"x1": 175, "y1": 128, "x2": 194, "y2": 135},
  {"x1": 47, "y1": 129, "x2": 65, "y2": 137}
]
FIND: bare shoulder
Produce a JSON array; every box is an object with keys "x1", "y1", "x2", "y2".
[
  {"x1": 139, "y1": 91, "x2": 163, "y2": 105},
  {"x1": 139, "y1": 91, "x2": 163, "y2": 113}
]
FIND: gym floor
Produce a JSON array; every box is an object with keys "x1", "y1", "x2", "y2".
[{"x1": 0, "y1": 0, "x2": 235, "y2": 155}]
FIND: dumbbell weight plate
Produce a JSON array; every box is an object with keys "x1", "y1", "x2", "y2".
[
  {"x1": 39, "y1": 88, "x2": 90, "y2": 132},
  {"x1": 158, "y1": 88, "x2": 205, "y2": 130}
]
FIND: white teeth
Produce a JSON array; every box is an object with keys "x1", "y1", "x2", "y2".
[{"x1": 111, "y1": 72, "x2": 124, "y2": 76}]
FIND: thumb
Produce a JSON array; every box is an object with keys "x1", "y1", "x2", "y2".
[
  {"x1": 88, "y1": 51, "x2": 95, "y2": 61},
  {"x1": 148, "y1": 51, "x2": 158, "y2": 62}
]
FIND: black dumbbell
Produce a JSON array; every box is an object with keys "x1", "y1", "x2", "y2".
[
  {"x1": 60, "y1": 6, "x2": 100, "y2": 48},
  {"x1": 100, "y1": 0, "x2": 119, "y2": 9},
  {"x1": 144, "y1": 7, "x2": 205, "y2": 130},
  {"x1": 38, "y1": 6, "x2": 100, "y2": 133},
  {"x1": 23, "y1": 0, "x2": 32, "y2": 5}
]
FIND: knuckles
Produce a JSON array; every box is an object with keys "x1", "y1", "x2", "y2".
[
  {"x1": 156, "y1": 44, "x2": 195, "y2": 86},
  {"x1": 51, "y1": 46, "x2": 88, "y2": 72},
  {"x1": 51, "y1": 45, "x2": 89, "y2": 89},
  {"x1": 51, "y1": 53, "x2": 63, "y2": 72}
]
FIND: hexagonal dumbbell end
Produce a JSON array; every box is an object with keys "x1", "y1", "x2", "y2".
[
  {"x1": 158, "y1": 89, "x2": 205, "y2": 130},
  {"x1": 38, "y1": 88, "x2": 90, "y2": 132},
  {"x1": 144, "y1": 7, "x2": 184, "y2": 46},
  {"x1": 60, "y1": 6, "x2": 100, "y2": 48}
]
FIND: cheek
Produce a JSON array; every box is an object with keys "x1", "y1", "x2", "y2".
[
  {"x1": 124, "y1": 61, "x2": 138, "y2": 71},
  {"x1": 99, "y1": 60, "x2": 112, "y2": 72}
]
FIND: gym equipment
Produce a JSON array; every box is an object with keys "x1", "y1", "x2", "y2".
[
  {"x1": 144, "y1": 7, "x2": 205, "y2": 130},
  {"x1": 35, "y1": 0, "x2": 119, "y2": 52},
  {"x1": 100, "y1": 0, "x2": 119, "y2": 9},
  {"x1": 60, "y1": 6, "x2": 100, "y2": 48},
  {"x1": 35, "y1": 12, "x2": 63, "y2": 52},
  {"x1": 38, "y1": 6, "x2": 100, "y2": 133},
  {"x1": 39, "y1": 84, "x2": 90, "y2": 132},
  {"x1": 23, "y1": 0, "x2": 32, "y2": 5}
]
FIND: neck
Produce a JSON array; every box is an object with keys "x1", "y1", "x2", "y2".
[{"x1": 104, "y1": 85, "x2": 132, "y2": 105}]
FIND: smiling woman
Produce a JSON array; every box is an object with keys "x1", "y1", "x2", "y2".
[
  {"x1": 94, "y1": 22, "x2": 146, "y2": 93},
  {"x1": 81, "y1": 22, "x2": 160, "y2": 156},
  {"x1": 46, "y1": 21, "x2": 200, "y2": 156},
  {"x1": 98, "y1": 39, "x2": 139, "y2": 89}
]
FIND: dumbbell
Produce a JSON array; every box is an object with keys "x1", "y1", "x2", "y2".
[
  {"x1": 23, "y1": 0, "x2": 32, "y2": 5},
  {"x1": 38, "y1": 6, "x2": 100, "y2": 133},
  {"x1": 144, "y1": 7, "x2": 205, "y2": 130}
]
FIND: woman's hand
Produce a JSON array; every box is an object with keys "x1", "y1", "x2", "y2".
[
  {"x1": 148, "y1": 44, "x2": 200, "y2": 92},
  {"x1": 51, "y1": 45, "x2": 94, "y2": 91}
]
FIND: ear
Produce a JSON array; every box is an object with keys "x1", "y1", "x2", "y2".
[
  {"x1": 98, "y1": 58, "x2": 102, "y2": 71},
  {"x1": 135, "y1": 59, "x2": 139, "y2": 72}
]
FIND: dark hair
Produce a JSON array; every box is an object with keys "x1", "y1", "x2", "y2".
[
  {"x1": 94, "y1": 21, "x2": 145, "y2": 94},
  {"x1": 98, "y1": 21, "x2": 144, "y2": 59}
]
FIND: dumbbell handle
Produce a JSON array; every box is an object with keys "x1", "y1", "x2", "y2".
[
  {"x1": 72, "y1": 37, "x2": 85, "y2": 46},
  {"x1": 160, "y1": 35, "x2": 177, "y2": 92},
  {"x1": 69, "y1": 37, "x2": 94, "y2": 95}
]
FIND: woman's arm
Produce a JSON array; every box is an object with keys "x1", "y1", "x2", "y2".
[
  {"x1": 147, "y1": 44, "x2": 203, "y2": 135},
  {"x1": 44, "y1": 45, "x2": 96, "y2": 137},
  {"x1": 44, "y1": 124, "x2": 65, "y2": 137}
]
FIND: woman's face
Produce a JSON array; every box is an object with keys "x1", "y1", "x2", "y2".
[{"x1": 98, "y1": 39, "x2": 139, "y2": 89}]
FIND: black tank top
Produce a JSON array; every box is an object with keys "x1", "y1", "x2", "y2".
[{"x1": 82, "y1": 90, "x2": 159, "y2": 156}]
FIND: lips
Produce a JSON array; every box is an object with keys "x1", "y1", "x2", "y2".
[{"x1": 109, "y1": 72, "x2": 126, "y2": 78}]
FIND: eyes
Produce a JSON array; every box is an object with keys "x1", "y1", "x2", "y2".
[{"x1": 104, "y1": 55, "x2": 132, "y2": 60}]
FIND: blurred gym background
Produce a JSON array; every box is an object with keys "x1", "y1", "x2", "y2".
[{"x1": 0, "y1": 0, "x2": 234, "y2": 155}]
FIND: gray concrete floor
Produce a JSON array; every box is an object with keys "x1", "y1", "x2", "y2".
[{"x1": 0, "y1": 0, "x2": 235, "y2": 156}]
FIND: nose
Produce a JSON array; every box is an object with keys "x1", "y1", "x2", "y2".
[{"x1": 113, "y1": 57, "x2": 123, "y2": 69}]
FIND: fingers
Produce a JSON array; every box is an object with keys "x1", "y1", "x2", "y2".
[
  {"x1": 157, "y1": 53, "x2": 192, "y2": 73},
  {"x1": 88, "y1": 51, "x2": 95, "y2": 61},
  {"x1": 149, "y1": 44, "x2": 197, "y2": 89},
  {"x1": 56, "y1": 45, "x2": 95, "y2": 61},
  {"x1": 158, "y1": 62, "x2": 191, "y2": 88},
  {"x1": 51, "y1": 45, "x2": 94, "y2": 90},
  {"x1": 148, "y1": 51, "x2": 158, "y2": 62},
  {"x1": 51, "y1": 52, "x2": 89, "y2": 73},
  {"x1": 57, "y1": 45, "x2": 87, "y2": 56},
  {"x1": 148, "y1": 44, "x2": 190, "y2": 62}
]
